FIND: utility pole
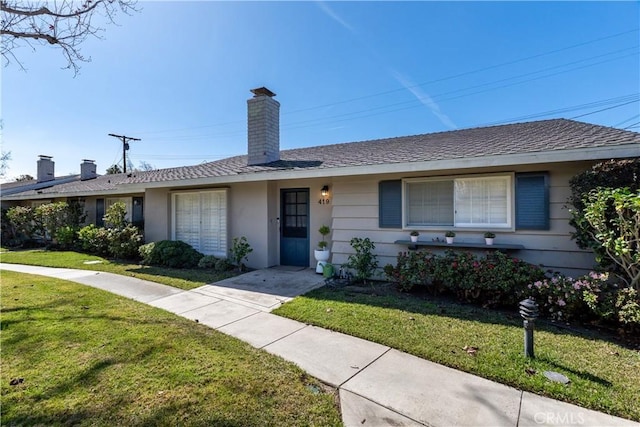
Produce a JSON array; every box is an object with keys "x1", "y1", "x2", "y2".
[{"x1": 108, "y1": 133, "x2": 141, "y2": 174}]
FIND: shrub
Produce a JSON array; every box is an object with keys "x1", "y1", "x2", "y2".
[
  {"x1": 215, "y1": 258, "x2": 232, "y2": 273},
  {"x1": 527, "y1": 272, "x2": 611, "y2": 322},
  {"x1": 615, "y1": 288, "x2": 640, "y2": 331},
  {"x1": 138, "y1": 242, "x2": 156, "y2": 264},
  {"x1": 34, "y1": 202, "x2": 76, "y2": 245},
  {"x1": 78, "y1": 224, "x2": 110, "y2": 256},
  {"x1": 198, "y1": 255, "x2": 218, "y2": 269},
  {"x1": 385, "y1": 250, "x2": 545, "y2": 307},
  {"x1": 229, "y1": 237, "x2": 253, "y2": 272},
  {"x1": 568, "y1": 158, "x2": 640, "y2": 266},
  {"x1": 107, "y1": 225, "x2": 143, "y2": 259},
  {"x1": 344, "y1": 237, "x2": 379, "y2": 284},
  {"x1": 384, "y1": 251, "x2": 436, "y2": 292},
  {"x1": 582, "y1": 187, "x2": 640, "y2": 290},
  {"x1": 139, "y1": 240, "x2": 203, "y2": 268},
  {"x1": 527, "y1": 271, "x2": 640, "y2": 332},
  {"x1": 55, "y1": 225, "x2": 77, "y2": 250},
  {"x1": 6, "y1": 205, "x2": 39, "y2": 244},
  {"x1": 103, "y1": 201, "x2": 128, "y2": 229}
]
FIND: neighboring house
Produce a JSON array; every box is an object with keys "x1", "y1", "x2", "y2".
[{"x1": 2, "y1": 87, "x2": 639, "y2": 276}]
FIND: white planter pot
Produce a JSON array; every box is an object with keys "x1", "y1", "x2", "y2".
[
  {"x1": 485, "y1": 238, "x2": 494, "y2": 245},
  {"x1": 314, "y1": 249, "x2": 331, "y2": 274},
  {"x1": 410, "y1": 235, "x2": 418, "y2": 243},
  {"x1": 314, "y1": 249, "x2": 330, "y2": 262},
  {"x1": 446, "y1": 237, "x2": 454, "y2": 244}
]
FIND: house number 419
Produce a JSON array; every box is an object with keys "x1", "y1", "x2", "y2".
[{"x1": 318, "y1": 198, "x2": 331, "y2": 205}]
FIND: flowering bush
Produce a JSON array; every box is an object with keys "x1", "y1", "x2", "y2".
[
  {"x1": 384, "y1": 251, "x2": 437, "y2": 292},
  {"x1": 527, "y1": 272, "x2": 610, "y2": 322},
  {"x1": 385, "y1": 250, "x2": 545, "y2": 307}
]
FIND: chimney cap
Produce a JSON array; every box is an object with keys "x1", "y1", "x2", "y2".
[
  {"x1": 82, "y1": 159, "x2": 95, "y2": 163},
  {"x1": 250, "y1": 87, "x2": 276, "y2": 98},
  {"x1": 38, "y1": 155, "x2": 53, "y2": 159}
]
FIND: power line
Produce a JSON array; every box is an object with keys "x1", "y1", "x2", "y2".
[
  {"x1": 128, "y1": 28, "x2": 639, "y2": 137},
  {"x1": 569, "y1": 99, "x2": 639, "y2": 119},
  {"x1": 613, "y1": 114, "x2": 640, "y2": 127},
  {"x1": 283, "y1": 29, "x2": 640, "y2": 116}
]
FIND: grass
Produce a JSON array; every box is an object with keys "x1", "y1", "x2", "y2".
[
  {"x1": 1, "y1": 271, "x2": 342, "y2": 426},
  {"x1": 273, "y1": 283, "x2": 640, "y2": 422},
  {"x1": 0, "y1": 249, "x2": 233, "y2": 290}
]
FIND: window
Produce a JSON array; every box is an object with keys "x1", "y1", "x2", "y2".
[
  {"x1": 404, "y1": 174, "x2": 512, "y2": 229},
  {"x1": 172, "y1": 189, "x2": 227, "y2": 257},
  {"x1": 380, "y1": 173, "x2": 549, "y2": 231}
]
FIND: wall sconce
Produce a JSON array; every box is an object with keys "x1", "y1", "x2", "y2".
[{"x1": 321, "y1": 185, "x2": 329, "y2": 197}]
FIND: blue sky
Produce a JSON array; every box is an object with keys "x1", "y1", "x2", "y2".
[{"x1": 2, "y1": 1, "x2": 639, "y2": 180}]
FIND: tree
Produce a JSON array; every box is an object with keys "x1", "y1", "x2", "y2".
[
  {"x1": 1, "y1": 0, "x2": 138, "y2": 75},
  {"x1": 105, "y1": 164, "x2": 122, "y2": 174},
  {"x1": 15, "y1": 174, "x2": 34, "y2": 182},
  {"x1": 0, "y1": 151, "x2": 10, "y2": 177},
  {"x1": 137, "y1": 160, "x2": 154, "y2": 171}
]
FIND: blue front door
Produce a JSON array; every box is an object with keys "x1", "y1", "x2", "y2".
[{"x1": 280, "y1": 189, "x2": 309, "y2": 267}]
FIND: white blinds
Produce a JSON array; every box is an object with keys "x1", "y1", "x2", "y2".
[{"x1": 174, "y1": 190, "x2": 227, "y2": 256}]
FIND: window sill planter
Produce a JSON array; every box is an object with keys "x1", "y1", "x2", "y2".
[
  {"x1": 446, "y1": 237, "x2": 454, "y2": 244},
  {"x1": 485, "y1": 238, "x2": 494, "y2": 245},
  {"x1": 410, "y1": 235, "x2": 419, "y2": 243},
  {"x1": 394, "y1": 239, "x2": 525, "y2": 253}
]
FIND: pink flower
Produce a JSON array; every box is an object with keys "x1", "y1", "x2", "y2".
[{"x1": 557, "y1": 299, "x2": 566, "y2": 307}]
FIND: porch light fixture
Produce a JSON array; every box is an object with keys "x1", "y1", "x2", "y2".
[{"x1": 321, "y1": 185, "x2": 329, "y2": 197}]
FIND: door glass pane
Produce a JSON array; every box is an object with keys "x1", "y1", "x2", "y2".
[{"x1": 282, "y1": 190, "x2": 308, "y2": 238}]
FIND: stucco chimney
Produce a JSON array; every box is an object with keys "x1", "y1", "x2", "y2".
[
  {"x1": 80, "y1": 159, "x2": 97, "y2": 181},
  {"x1": 247, "y1": 87, "x2": 280, "y2": 166},
  {"x1": 37, "y1": 155, "x2": 54, "y2": 183}
]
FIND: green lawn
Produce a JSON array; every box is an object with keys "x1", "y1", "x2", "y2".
[
  {"x1": 0, "y1": 249, "x2": 232, "y2": 290},
  {"x1": 1, "y1": 271, "x2": 342, "y2": 426},
  {"x1": 273, "y1": 283, "x2": 640, "y2": 422}
]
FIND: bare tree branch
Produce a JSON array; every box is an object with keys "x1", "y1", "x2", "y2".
[{"x1": 1, "y1": 0, "x2": 138, "y2": 75}]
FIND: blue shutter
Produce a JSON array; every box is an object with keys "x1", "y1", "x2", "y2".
[
  {"x1": 379, "y1": 180, "x2": 402, "y2": 228},
  {"x1": 516, "y1": 173, "x2": 549, "y2": 230},
  {"x1": 96, "y1": 198, "x2": 105, "y2": 227}
]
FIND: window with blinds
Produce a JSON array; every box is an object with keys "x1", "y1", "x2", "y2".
[
  {"x1": 172, "y1": 190, "x2": 228, "y2": 257},
  {"x1": 404, "y1": 175, "x2": 512, "y2": 228}
]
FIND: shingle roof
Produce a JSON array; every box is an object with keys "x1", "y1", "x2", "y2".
[
  {"x1": 0, "y1": 174, "x2": 80, "y2": 196},
  {"x1": 3, "y1": 119, "x2": 639, "y2": 199}
]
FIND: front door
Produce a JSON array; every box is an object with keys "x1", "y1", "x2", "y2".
[{"x1": 280, "y1": 189, "x2": 309, "y2": 266}]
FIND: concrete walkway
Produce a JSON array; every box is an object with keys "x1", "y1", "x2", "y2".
[{"x1": 2, "y1": 263, "x2": 638, "y2": 427}]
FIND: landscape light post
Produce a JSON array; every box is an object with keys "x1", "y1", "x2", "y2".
[{"x1": 519, "y1": 297, "x2": 539, "y2": 358}]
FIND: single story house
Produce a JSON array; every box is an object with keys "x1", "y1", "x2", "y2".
[{"x1": 2, "y1": 87, "x2": 639, "y2": 276}]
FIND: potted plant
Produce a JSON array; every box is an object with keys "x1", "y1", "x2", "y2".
[
  {"x1": 484, "y1": 231, "x2": 495, "y2": 245},
  {"x1": 445, "y1": 230, "x2": 456, "y2": 244},
  {"x1": 314, "y1": 225, "x2": 331, "y2": 273},
  {"x1": 409, "y1": 230, "x2": 420, "y2": 243}
]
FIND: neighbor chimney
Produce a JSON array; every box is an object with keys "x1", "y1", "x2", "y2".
[
  {"x1": 37, "y1": 155, "x2": 54, "y2": 183},
  {"x1": 80, "y1": 159, "x2": 97, "y2": 181},
  {"x1": 247, "y1": 87, "x2": 280, "y2": 166}
]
